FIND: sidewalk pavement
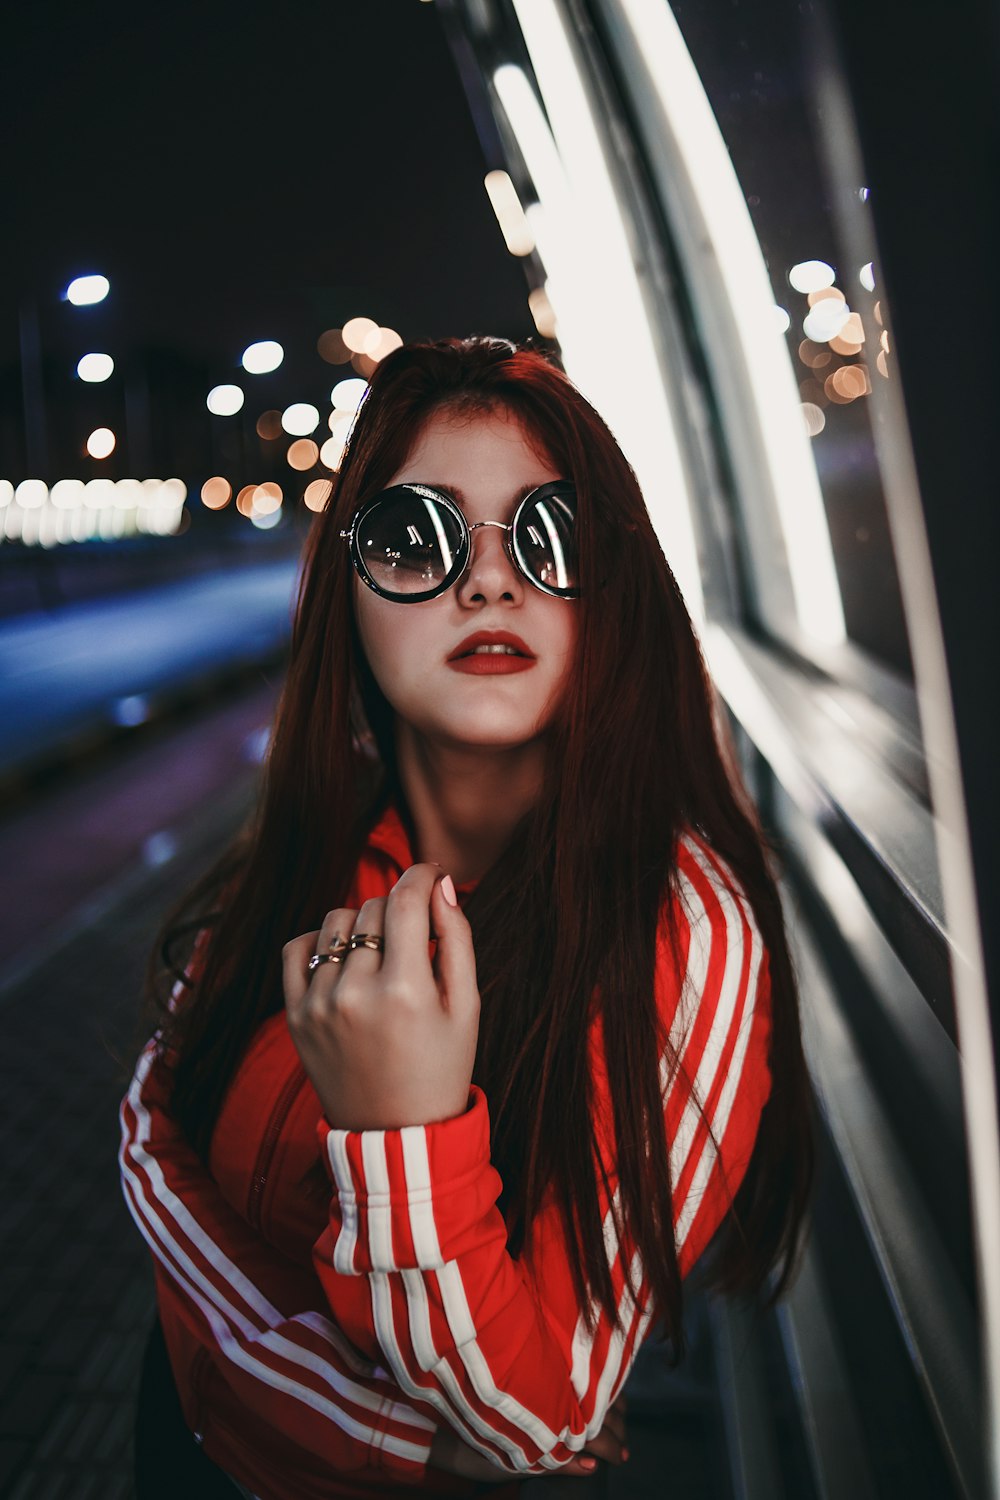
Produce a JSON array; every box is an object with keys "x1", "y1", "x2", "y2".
[{"x1": 0, "y1": 769, "x2": 258, "y2": 1499}]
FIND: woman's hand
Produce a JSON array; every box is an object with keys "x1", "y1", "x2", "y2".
[
  {"x1": 283, "y1": 863, "x2": 480, "y2": 1130},
  {"x1": 427, "y1": 1392, "x2": 629, "y2": 1480}
]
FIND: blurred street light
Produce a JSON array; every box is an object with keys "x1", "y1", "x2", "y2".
[
  {"x1": 65, "y1": 274, "x2": 110, "y2": 306},
  {"x1": 241, "y1": 340, "x2": 284, "y2": 374},
  {"x1": 207, "y1": 384, "x2": 245, "y2": 416},
  {"x1": 77, "y1": 352, "x2": 115, "y2": 382}
]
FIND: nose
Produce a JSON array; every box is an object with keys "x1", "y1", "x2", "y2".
[{"x1": 455, "y1": 522, "x2": 525, "y2": 607}]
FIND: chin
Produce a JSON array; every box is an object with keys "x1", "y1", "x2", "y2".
[{"x1": 431, "y1": 713, "x2": 549, "y2": 752}]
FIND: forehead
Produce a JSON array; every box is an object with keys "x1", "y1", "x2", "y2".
[{"x1": 390, "y1": 405, "x2": 559, "y2": 498}]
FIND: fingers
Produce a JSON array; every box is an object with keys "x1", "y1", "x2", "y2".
[
  {"x1": 284, "y1": 863, "x2": 476, "y2": 1016},
  {"x1": 381, "y1": 863, "x2": 474, "y2": 1002},
  {"x1": 341, "y1": 896, "x2": 386, "y2": 974},
  {"x1": 597, "y1": 1405, "x2": 626, "y2": 1447},
  {"x1": 380, "y1": 863, "x2": 437, "y2": 980},
  {"x1": 282, "y1": 929, "x2": 321, "y2": 1011},
  {"x1": 317, "y1": 906, "x2": 359, "y2": 960},
  {"x1": 429, "y1": 875, "x2": 478, "y2": 1015},
  {"x1": 581, "y1": 1428, "x2": 623, "y2": 1465}
]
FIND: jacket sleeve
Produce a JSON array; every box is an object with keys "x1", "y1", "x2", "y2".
[
  {"x1": 119, "y1": 1039, "x2": 439, "y2": 1484},
  {"x1": 311, "y1": 850, "x2": 774, "y2": 1476}
]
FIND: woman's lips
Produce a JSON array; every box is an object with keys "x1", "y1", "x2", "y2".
[{"x1": 447, "y1": 653, "x2": 537, "y2": 674}]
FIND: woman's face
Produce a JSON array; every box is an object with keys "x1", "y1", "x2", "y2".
[{"x1": 353, "y1": 404, "x2": 579, "y2": 753}]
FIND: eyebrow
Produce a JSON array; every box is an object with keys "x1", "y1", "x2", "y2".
[{"x1": 423, "y1": 482, "x2": 542, "y2": 510}]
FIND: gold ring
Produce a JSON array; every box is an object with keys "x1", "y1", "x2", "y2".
[
  {"x1": 308, "y1": 952, "x2": 343, "y2": 971},
  {"x1": 348, "y1": 932, "x2": 384, "y2": 953}
]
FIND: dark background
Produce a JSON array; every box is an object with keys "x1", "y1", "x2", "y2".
[{"x1": 0, "y1": 0, "x2": 533, "y2": 482}]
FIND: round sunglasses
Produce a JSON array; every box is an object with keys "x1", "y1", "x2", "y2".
[{"x1": 339, "y1": 481, "x2": 579, "y2": 602}]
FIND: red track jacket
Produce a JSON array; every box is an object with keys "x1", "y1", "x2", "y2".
[{"x1": 119, "y1": 804, "x2": 773, "y2": 1498}]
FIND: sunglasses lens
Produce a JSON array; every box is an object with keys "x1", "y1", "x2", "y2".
[
  {"x1": 513, "y1": 488, "x2": 579, "y2": 595},
  {"x1": 357, "y1": 488, "x2": 465, "y2": 597}
]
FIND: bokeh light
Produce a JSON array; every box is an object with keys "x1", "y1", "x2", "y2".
[
  {"x1": 774, "y1": 306, "x2": 791, "y2": 333},
  {"x1": 86, "y1": 427, "x2": 116, "y2": 459},
  {"x1": 207, "y1": 384, "x2": 245, "y2": 416},
  {"x1": 803, "y1": 300, "x2": 851, "y2": 343},
  {"x1": 256, "y1": 410, "x2": 283, "y2": 440},
  {"x1": 342, "y1": 317, "x2": 378, "y2": 353},
  {"x1": 252, "y1": 482, "x2": 282, "y2": 515},
  {"x1": 77, "y1": 352, "x2": 114, "y2": 383},
  {"x1": 287, "y1": 439, "x2": 319, "y2": 471},
  {"x1": 860, "y1": 263, "x2": 876, "y2": 292},
  {"x1": 15, "y1": 480, "x2": 48, "y2": 509},
  {"x1": 50, "y1": 479, "x2": 84, "y2": 509},
  {"x1": 281, "y1": 403, "x2": 320, "y2": 436},
  {"x1": 320, "y1": 438, "x2": 346, "y2": 470},
  {"x1": 483, "y1": 170, "x2": 535, "y2": 256},
  {"x1": 788, "y1": 260, "x2": 836, "y2": 294},
  {"x1": 362, "y1": 326, "x2": 404, "y2": 362},
  {"x1": 235, "y1": 485, "x2": 256, "y2": 516},
  {"x1": 241, "y1": 340, "x2": 284, "y2": 375},
  {"x1": 351, "y1": 351, "x2": 378, "y2": 378},
  {"x1": 331, "y1": 378, "x2": 368, "y2": 412},
  {"x1": 251, "y1": 508, "x2": 281, "y2": 531},
  {"x1": 528, "y1": 286, "x2": 557, "y2": 339},
  {"x1": 328, "y1": 410, "x2": 354, "y2": 443},
  {"x1": 303, "y1": 478, "x2": 332, "y2": 512},
  {"x1": 201, "y1": 476, "x2": 232, "y2": 509},
  {"x1": 806, "y1": 287, "x2": 846, "y2": 307},
  {"x1": 317, "y1": 329, "x2": 351, "y2": 365},
  {"x1": 827, "y1": 365, "x2": 870, "y2": 402},
  {"x1": 66, "y1": 274, "x2": 110, "y2": 306},
  {"x1": 798, "y1": 339, "x2": 832, "y2": 369},
  {"x1": 798, "y1": 378, "x2": 826, "y2": 407},
  {"x1": 84, "y1": 478, "x2": 115, "y2": 509},
  {"x1": 114, "y1": 479, "x2": 143, "y2": 509}
]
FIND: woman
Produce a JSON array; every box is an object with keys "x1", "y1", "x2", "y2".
[{"x1": 120, "y1": 336, "x2": 812, "y2": 1498}]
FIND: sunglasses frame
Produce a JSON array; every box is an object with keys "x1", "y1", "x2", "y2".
[{"x1": 339, "y1": 480, "x2": 580, "y2": 602}]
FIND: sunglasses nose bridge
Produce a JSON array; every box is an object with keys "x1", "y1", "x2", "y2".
[
  {"x1": 466, "y1": 520, "x2": 509, "y2": 535},
  {"x1": 462, "y1": 517, "x2": 521, "y2": 588}
]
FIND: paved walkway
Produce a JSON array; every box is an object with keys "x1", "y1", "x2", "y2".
[{"x1": 0, "y1": 771, "x2": 260, "y2": 1500}]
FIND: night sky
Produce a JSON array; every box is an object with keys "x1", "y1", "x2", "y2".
[{"x1": 1, "y1": 0, "x2": 534, "y2": 479}]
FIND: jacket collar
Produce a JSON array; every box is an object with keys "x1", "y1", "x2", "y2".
[
  {"x1": 364, "y1": 799, "x2": 478, "y2": 899},
  {"x1": 365, "y1": 801, "x2": 413, "y2": 875}
]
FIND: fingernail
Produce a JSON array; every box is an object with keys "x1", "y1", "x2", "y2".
[
  {"x1": 439, "y1": 874, "x2": 458, "y2": 907},
  {"x1": 580, "y1": 1457, "x2": 597, "y2": 1472}
]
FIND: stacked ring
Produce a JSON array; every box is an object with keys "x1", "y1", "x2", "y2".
[
  {"x1": 348, "y1": 933, "x2": 384, "y2": 953},
  {"x1": 308, "y1": 951, "x2": 343, "y2": 972},
  {"x1": 307, "y1": 935, "x2": 350, "y2": 972},
  {"x1": 308, "y1": 932, "x2": 384, "y2": 970}
]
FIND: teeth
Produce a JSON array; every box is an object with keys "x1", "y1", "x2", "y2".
[{"x1": 470, "y1": 644, "x2": 519, "y2": 655}]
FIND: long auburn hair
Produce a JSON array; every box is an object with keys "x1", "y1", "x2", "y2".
[{"x1": 151, "y1": 335, "x2": 812, "y2": 1347}]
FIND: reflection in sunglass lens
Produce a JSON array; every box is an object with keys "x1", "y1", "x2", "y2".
[
  {"x1": 513, "y1": 490, "x2": 578, "y2": 594},
  {"x1": 358, "y1": 490, "x2": 465, "y2": 596}
]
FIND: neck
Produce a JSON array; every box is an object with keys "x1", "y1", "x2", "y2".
[{"x1": 394, "y1": 723, "x2": 546, "y2": 885}]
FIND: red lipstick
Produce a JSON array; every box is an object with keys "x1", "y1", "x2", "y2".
[{"x1": 447, "y1": 629, "x2": 537, "y2": 675}]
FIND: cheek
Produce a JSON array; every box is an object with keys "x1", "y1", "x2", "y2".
[
  {"x1": 354, "y1": 587, "x2": 434, "y2": 704},
  {"x1": 353, "y1": 588, "x2": 398, "y2": 695},
  {"x1": 548, "y1": 605, "x2": 579, "y2": 678}
]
